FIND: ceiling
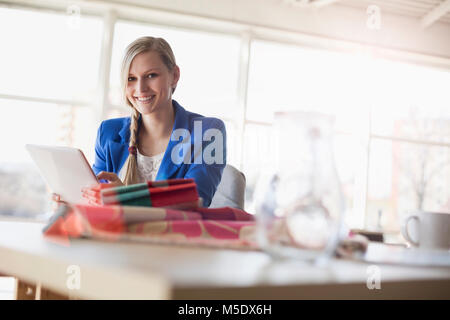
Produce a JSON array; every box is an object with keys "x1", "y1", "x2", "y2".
[
  {"x1": 341, "y1": 0, "x2": 450, "y2": 24},
  {"x1": 291, "y1": 0, "x2": 450, "y2": 25}
]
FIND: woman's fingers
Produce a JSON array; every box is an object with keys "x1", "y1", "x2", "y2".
[
  {"x1": 97, "y1": 171, "x2": 124, "y2": 185},
  {"x1": 81, "y1": 188, "x2": 99, "y2": 198},
  {"x1": 82, "y1": 192, "x2": 101, "y2": 205},
  {"x1": 80, "y1": 172, "x2": 123, "y2": 206},
  {"x1": 97, "y1": 171, "x2": 119, "y2": 182}
]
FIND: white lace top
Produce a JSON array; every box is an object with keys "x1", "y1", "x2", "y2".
[{"x1": 118, "y1": 149, "x2": 165, "y2": 183}]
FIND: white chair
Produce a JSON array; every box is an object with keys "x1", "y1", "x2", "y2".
[{"x1": 209, "y1": 165, "x2": 246, "y2": 209}]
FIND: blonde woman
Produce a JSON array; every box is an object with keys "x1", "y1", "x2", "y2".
[{"x1": 83, "y1": 36, "x2": 226, "y2": 207}]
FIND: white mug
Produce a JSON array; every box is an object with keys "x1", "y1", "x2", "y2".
[{"x1": 402, "y1": 211, "x2": 450, "y2": 250}]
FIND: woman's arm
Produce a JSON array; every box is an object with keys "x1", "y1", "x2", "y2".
[
  {"x1": 185, "y1": 165, "x2": 224, "y2": 207},
  {"x1": 184, "y1": 118, "x2": 227, "y2": 207}
]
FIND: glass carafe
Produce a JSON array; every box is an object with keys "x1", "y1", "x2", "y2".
[{"x1": 255, "y1": 111, "x2": 346, "y2": 265}]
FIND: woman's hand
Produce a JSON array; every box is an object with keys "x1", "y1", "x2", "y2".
[
  {"x1": 96, "y1": 171, "x2": 124, "y2": 187},
  {"x1": 81, "y1": 171, "x2": 124, "y2": 205}
]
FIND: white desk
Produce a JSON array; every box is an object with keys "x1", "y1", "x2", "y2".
[{"x1": 0, "y1": 220, "x2": 449, "y2": 299}]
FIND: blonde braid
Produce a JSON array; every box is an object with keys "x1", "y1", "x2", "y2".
[{"x1": 122, "y1": 108, "x2": 140, "y2": 185}]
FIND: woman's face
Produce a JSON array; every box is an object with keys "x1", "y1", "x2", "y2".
[{"x1": 126, "y1": 50, "x2": 179, "y2": 115}]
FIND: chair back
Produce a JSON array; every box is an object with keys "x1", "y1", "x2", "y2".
[{"x1": 209, "y1": 165, "x2": 246, "y2": 209}]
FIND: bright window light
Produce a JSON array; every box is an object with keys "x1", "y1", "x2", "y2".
[
  {"x1": 0, "y1": 7, "x2": 103, "y2": 102},
  {"x1": 246, "y1": 40, "x2": 370, "y2": 132}
]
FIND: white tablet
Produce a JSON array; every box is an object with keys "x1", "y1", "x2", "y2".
[{"x1": 25, "y1": 144, "x2": 99, "y2": 204}]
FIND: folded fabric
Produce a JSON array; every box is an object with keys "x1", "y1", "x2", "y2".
[
  {"x1": 43, "y1": 204, "x2": 369, "y2": 255},
  {"x1": 88, "y1": 178, "x2": 199, "y2": 208},
  {"x1": 43, "y1": 204, "x2": 258, "y2": 249}
]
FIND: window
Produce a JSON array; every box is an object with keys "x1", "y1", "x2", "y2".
[
  {"x1": 0, "y1": 98, "x2": 96, "y2": 218},
  {"x1": 0, "y1": 7, "x2": 102, "y2": 219},
  {"x1": 367, "y1": 139, "x2": 450, "y2": 232},
  {"x1": 370, "y1": 59, "x2": 450, "y2": 143},
  {"x1": 246, "y1": 40, "x2": 369, "y2": 133},
  {"x1": 366, "y1": 59, "x2": 450, "y2": 234},
  {"x1": 0, "y1": 7, "x2": 103, "y2": 102},
  {"x1": 244, "y1": 39, "x2": 450, "y2": 234}
]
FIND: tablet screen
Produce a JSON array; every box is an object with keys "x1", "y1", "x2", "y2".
[{"x1": 26, "y1": 144, "x2": 98, "y2": 204}]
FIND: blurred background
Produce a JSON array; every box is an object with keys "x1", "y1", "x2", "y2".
[{"x1": 0, "y1": 0, "x2": 449, "y2": 242}]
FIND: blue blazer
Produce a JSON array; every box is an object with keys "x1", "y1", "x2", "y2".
[{"x1": 92, "y1": 100, "x2": 227, "y2": 207}]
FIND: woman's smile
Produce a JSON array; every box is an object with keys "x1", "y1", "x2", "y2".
[{"x1": 134, "y1": 95, "x2": 155, "y2": 104}]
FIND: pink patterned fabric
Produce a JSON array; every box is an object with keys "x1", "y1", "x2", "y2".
[{"x1": 43, "y1": 204, "x2": 259, "y2": 249}]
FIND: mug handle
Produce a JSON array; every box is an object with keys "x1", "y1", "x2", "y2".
[{"x1": 402, "y1": 215, "x2": 420, "y2": 246}]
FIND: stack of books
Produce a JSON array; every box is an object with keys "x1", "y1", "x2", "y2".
[{"x1": 90, "y1": 178, "x2": 200, "y2": 209}]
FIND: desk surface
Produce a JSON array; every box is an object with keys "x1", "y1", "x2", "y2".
[{"x1": 0, "y1": 220, "x2": 449, "y2": 299}]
